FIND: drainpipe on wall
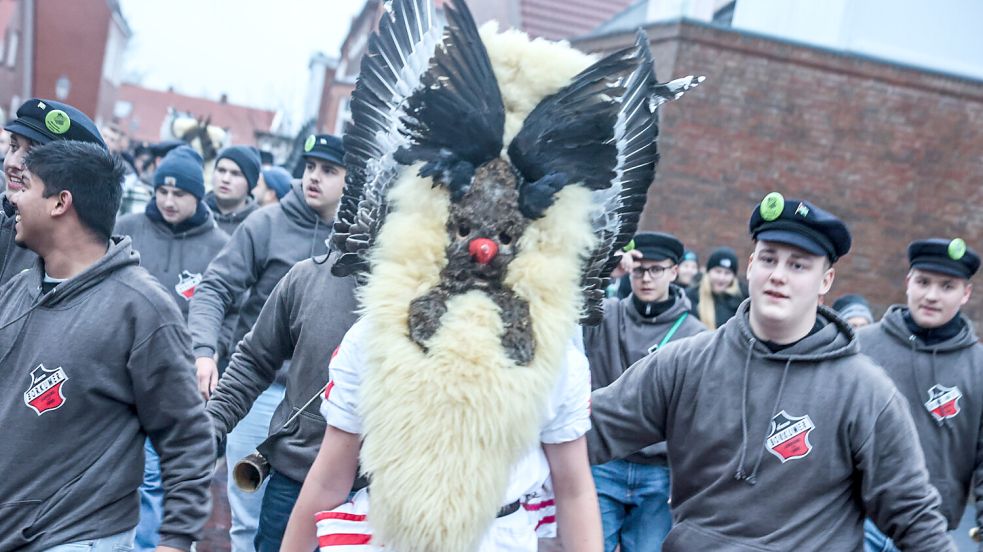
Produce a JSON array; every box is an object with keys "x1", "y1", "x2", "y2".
[{"x1": 22, "y1": 0, "x2": 35, "y2": 100}]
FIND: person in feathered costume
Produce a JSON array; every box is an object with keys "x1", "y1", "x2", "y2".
[{"x1": 281, "y1": 1, "x2": 703, "y2": 550}]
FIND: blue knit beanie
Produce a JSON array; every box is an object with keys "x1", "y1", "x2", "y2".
[
  {"x1": 215, "y1": 145, "x2": 261, "y2": 190},
  {"x1": 154, "y1": 146, "x2": 205, "y2": 200},
  {"x1": 261, "y1": 167, "x2": 293, "y2": 199}
]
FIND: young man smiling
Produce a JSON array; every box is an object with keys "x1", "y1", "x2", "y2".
[
  {"x1": 0, "y1": 140, "x2": 212, "y2": 551},
  {"x1": 587, "y1": 193, "x2": 953, "y2": 551},
  {"x1": 859, "y1": 238, "x2": 982, "y2": 552},
  {"x1": 188, "y1": 133, "x2": 343, "y2": 549},
  {"x1": 584, "y1": 232, "x2": 706, "y2": 552},
  {"x1": 1, "y1": 99, "x2": 108, "y2": 286}
]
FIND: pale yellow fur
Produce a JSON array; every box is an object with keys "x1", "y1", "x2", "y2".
[{"x1": 356, "y1": 25, "x2": 597, "y2": 552}]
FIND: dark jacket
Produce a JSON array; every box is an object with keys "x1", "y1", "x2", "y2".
[
  {"x1": 0, "y1": 237, "x2": 213, "y2": 551},
  {"x1": 686, "y1": 280, "x2": 748, "y2": 329},
  {"x1": 583, "y1": 285, "x2": 706, "y2": 464},
  {"x1": 206, "y1": 256, "x2": 358, "y2": 482},
  {"x1": 859, "y1": 305, "x2": 983, "y2": 530},
  {"x1": 588, "y1": 300, "x2": 952, "y2": 551}
]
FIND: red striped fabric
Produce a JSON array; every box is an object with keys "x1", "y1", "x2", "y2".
[
  {"x1": 522, "y1": 498, "x2": 555, "y2": 511},
  {"x1": 317, "y1": 533, "x2": 373, "y2": 547},
  {"x1": 324, "y1": 380, "x2": 335, "y2": 400},
  {"x1": 536, "y1": 515, "x2": 557, "y2": 530},
  {"x1": 315, "y1": 510, "x2": 366, "y2": 523}
]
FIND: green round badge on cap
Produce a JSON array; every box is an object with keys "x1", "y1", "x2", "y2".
[
  {"x1": 304, "y1": 134, "x2": 316, "y2": 152},
  {"x1": 759, "y1": 192, "x2": 784, "y2": 221},
  {"x1": 948, "y1": 238, "x2": 967, "y2": 261},
  {"x1": 44, "y1": 109, "x2": 71, "y2": 135},
  {"x1": 623, "y1": 239, "x2": 635, "y2": 253}
]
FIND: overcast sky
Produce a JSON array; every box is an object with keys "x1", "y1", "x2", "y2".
[{"x1": 119, "y1": 0, "x2": 365, "y2": 128}]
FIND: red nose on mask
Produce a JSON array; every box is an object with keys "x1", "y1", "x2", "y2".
[{"x1": 469, "y1": 238, "x2": 498, "y2": 265}]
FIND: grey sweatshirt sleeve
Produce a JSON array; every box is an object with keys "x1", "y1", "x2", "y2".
[
  {"x1": 975, "y1": 406, "x2": 983, "y2": 545},
  {"x1": 858, "y1": 391, "x2": 954, "y2": 552},
  {"x1": 207, "y1": 272, "x2": 294, "y2": 441},
  {"x1": 188, "y1": 224, "x2": 263, "y2": 358},
  {"x1": 587, "y1": 351, "x2": 670, "y2": 465},
  {"x1": 130, "y1": 323, "x2": 215, "y2": 551}
]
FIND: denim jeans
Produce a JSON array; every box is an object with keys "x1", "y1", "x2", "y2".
[
  {"x1": 135, "y1": 439, "x2": 163, "y2": 551},
  {"x1": 254, "y1": 470, "x2": 305, "y2": 552},
  {"x1": 43, "y1": 528, "x2": 136, "y2": 552},
  {"x1": 592, "y1": 459, "x2": 672, "y2": 552},
  {"x1": 863, "y1": 519, "x2": 900, "y2": 552},
  {"x1": 226, "y1": 383, "x2": 286, "y2": 552}
]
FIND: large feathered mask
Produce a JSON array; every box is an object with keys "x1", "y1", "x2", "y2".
[{"x1": 331, "y1": 0, "x2": 703, "y2": 549}]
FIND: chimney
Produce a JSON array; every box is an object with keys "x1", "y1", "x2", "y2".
[{"x1": 219, "y1": 93, "x2": 228, "y2": 104}]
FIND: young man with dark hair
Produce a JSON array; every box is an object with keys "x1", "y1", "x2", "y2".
[
  {"x1": 1, "y1": 98, "x2": 108, "y2": 286},
  {"x1": 859, "y1": 238, "x2": 982, "y2": 552},
  {"x1": 585, "y1": 231, "x2": 706, "y2": 552},
  {"x1": 188, "y1": 134, "x2": 344, "y2": 549},
  {"x1": 115, "y1": 145, "x2": 230, "y2": 551},
  {"x1": 587, "y1": 193, "x2": 953, "y2": 550},
  {"x1": 204, "y1": 145, "x2": 262, "y2": 234},
  {"x1": 0, "y1": 140, "x2": 213, "y2": 551}
]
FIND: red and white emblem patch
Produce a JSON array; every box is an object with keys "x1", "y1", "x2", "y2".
[
  {"x1": 924, "y1": 384, "x2": 961, "y2": 421},
  {"x1": 23, "y1": 364, "x2": 68, "y2": 415},
  {"x1": 765, "y1": 410, "x2": 815, "y2": 463},
  {"x1": 175, "y1": 270, "x2": 203, "y2": 301}
]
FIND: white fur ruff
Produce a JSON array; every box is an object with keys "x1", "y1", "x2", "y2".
[{"x1": 355, "y1": 26, "x2": 598, "y2": 552}]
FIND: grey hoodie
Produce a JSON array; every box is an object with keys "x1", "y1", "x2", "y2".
[
  {"x1": 858, "y1": 305, "x2": 983, "y2": 530},
  {"x1": 588, "y1": 300, "x2": 952, "y2": 551},
  {"x1": 189, "y1": 183, "x2": 332, "y2": 360},
  {"x1": 0, "y1": 237, "x2": 213, "y2": 551},
  {"x1": 204, "y1": 192, "x2": 260, "y2": 235},
  {"x1": 583, "y1": 285, "x2": 706, "y2": 465},
  {"x1": 114, "y1": 210, "x2": 229, "y2": 318},
  {"x1": 207, "y1": 255, "x2": 358, "y2": 482},
  {"x1": 0, "y1": 196, "x2": 37, "y2": 286}
]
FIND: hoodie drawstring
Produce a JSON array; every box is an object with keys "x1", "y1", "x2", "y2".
[
  {"x1": 311, "y1": 218, "x2": 320, "y2": 259},
  {"x1": 735, "y1": 339, "x2": 755, "y2": 482},
  {"x1": 735, "y1": 338, "x2": 794, "y2": 486}
]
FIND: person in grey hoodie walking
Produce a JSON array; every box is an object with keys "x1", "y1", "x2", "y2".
[
  {"x1": 588, "y1": 192, "x2": 953, "y2": 551},
  {"x1": 115, "y1": 145, "x2": 230, "y2": 552},
  {"x1": 584, "y1": 231, "x2": 706, "y2": 552},
  {"x1": 0, "y1": 140, "x2": 213, "y2": 552},
  {"x1": 1, "y1": 98, "x2": 108, "y2": 286},
  {"x1": 188, "y1": 133, "x2": 344, "y2": 549},
  {"x1": 858, "y1": 238, "x2": 982, "y2": 552},
  {"x1": 207, "y1": 252, "x2": 359, "y2": 551},
  {"x1": 204, "y1": 145, "x2": 262, "y2": 234}
]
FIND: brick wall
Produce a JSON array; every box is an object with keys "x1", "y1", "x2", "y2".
[{"x1": 576, "y1": 21, "x2": 983, "y2": 327}]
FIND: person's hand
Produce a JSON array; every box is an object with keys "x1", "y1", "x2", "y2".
[
  {"x1": 195, "y1": 356, "x2": 219, "y2": 401},
  {"x1": 610, "y1": 249, "x2": 642, "y2": 279}
]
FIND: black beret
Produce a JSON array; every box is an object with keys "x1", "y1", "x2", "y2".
[
  {"x1": 632, "y1": 232, "x2": 684, "y2": 264},
  {"x1": 749, "y1": 192, "x2": 851, "y2": 263},
  {"x1": 303, "y1": 133, "x2": 344, "y2": 165},
  {"x1": 908, "y1": 238, "x2": 980, "y2": 279},
  {"x1": 4, "y1": 98, "x2": 106, "y2": 150}
]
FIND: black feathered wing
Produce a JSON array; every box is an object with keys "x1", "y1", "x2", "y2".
[{"x1": 331, "y1": 0, "x2": 445, "y2": 277}]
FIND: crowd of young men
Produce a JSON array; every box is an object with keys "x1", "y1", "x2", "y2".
[{"x1": 1, "y1": 96, "x2": 981, "y2": 552}]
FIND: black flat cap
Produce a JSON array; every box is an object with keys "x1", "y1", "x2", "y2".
[
  {"x1": 908, "y1": 238, "x2": 979, "y2": 279},
  {"x1": 632, "y1": 232, "x2": 684, "y2": 264},
  {"x1": 749, "y1": 192, "x2": 851, "y2": 263},
  {"x1": 303, "y1": 134, "x2": 344, "y2": 165},
  {"x1": 4, "y1": 98, "x2": 106, "y2": 150}
]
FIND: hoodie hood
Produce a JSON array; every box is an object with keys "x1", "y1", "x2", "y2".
[
  {"x1": 29, "y1": 236, "x2": 140, "y2": 307},
  {"x1": 879, "y1": 305, "x2": 978, "y2": 354}
]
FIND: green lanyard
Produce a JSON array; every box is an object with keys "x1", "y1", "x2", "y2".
[{"x1": 657, "y1": 312, "x2": 689, "y2": 349}]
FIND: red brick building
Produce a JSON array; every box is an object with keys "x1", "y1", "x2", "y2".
[
  {"x1": 0, "y1": 0, "x2": 130, "y2": 125},
  {"x1": 114, "y1": 84, "x2": 277, "y2": 147},
  {"x1": 575, "y1": 20, "x2": 983, "y2": 325}
]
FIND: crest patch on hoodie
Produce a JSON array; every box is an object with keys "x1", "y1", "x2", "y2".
[
  {"x1": 24, "y1": 364, "x2": 68, "y2": 415},
  {"x1": 175, "y1": 271, "x2": 203, "y2": 301},
  {"x1": 765, "y1": 410, "x2": 815, "y2": 463},
  {"x1": 924, "y1": 384, "x2": 961, "y2": 421}
]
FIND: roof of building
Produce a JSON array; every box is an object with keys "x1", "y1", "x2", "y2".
[{"x1": 115, "y1": 83, "x2": 276, "y2": 146}]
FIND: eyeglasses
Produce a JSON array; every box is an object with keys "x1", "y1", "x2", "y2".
[{"x1": 631, "y1": 265, "x2": 672, "y2": 279}]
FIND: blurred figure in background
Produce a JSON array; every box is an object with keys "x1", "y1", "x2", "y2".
[{"x1": 687, "y1": 247, "x2": 747, "y2": 330}]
